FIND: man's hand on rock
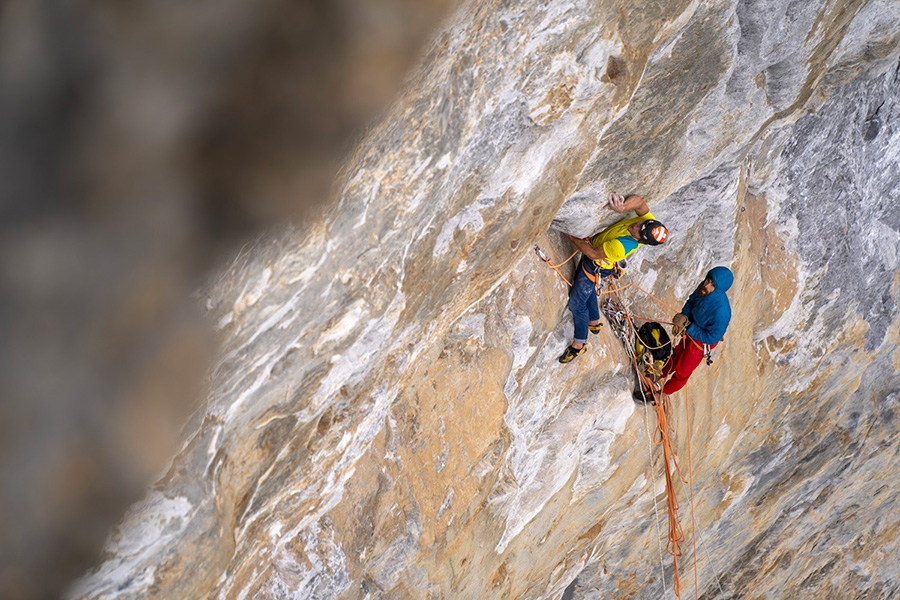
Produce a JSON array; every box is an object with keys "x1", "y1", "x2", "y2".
[{"x1": 607, "y1": 191, "x2": 626, "y2": 212}]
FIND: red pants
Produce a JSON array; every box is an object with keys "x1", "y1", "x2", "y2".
[{"x1": 662, "y1": 337, "x2": 715, "y2": 394}]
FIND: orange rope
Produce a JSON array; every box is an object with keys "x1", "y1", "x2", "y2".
[
  {"x1": 547, "y1": 250, "x2": 578, "y2": 286},
  {"x1": 630, "y1": 281, "x2": 680, "y2": 314},
  {"x1": 629, "y1": 355, "x2": 685, "y2": 598},
  {"x1": 629, "y1": 313, "x2": 674, "y2": 326},
  {"x1": 604, "y1": 274, "x2": 714, "y2": 598},
  {"x1": 548, "y1": 250, "x2": 578, "y2": 270},
  {"x1": 685, "y1": 383, "x2": 700, "y2": 600},
  {"x1": 610, "y1": 290, "x2": 670, "y2": 351},
  {"x1": 653, "y1": 396, "x2": 684, "y2": 598},
  {"x1": 609, "y1": 281, "x2": 686, "y2": 598},
  {"x1": 597, "y1": 282, "x2": 632, "y2": 295}
]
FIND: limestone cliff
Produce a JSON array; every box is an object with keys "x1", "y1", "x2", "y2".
[{"x1": 71, "y1": 0, "x2": 900, "y2": 598}]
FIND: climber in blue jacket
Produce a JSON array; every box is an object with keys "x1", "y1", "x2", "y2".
[{"x1": 660, "y1": 266, "x2": 733, "y2": 394}]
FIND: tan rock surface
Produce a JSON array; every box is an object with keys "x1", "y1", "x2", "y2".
[{"x1": 68, "y1": 1, "x2": 900, "y2": 599}]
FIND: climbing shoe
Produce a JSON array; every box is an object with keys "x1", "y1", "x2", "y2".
[
  {"x1": 558, "y1": 344, "x2": 587, "y2": 364},
  {"x1": 588, "y1": 322, "x2": 603, "y2": 334}
]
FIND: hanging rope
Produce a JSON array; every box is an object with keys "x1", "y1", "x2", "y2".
[
  {"x1": 622, "y1": 283, "x2": 728, "y2": 600},
  {"x1": 606, "y1": 276, "x2": 689, "y2": 599},
  {"x1": 630, "y1": 281, "x2": 681, "y2": 314},
  {"x1": 537, "y1": 244, "x2": 720, "y2": 598},
  {"x1": 630, "y1": 313, "x2": 674, "y2": 326},
  {"x1": 534, "y1": 244, "x2": 577, "y2": 286},
  {"x1": 641, "y1": 375, "x2": 673, "y2": 598},
  {"x1": 656, "y1": 395, "x2": 685, "y2": 597},
  {"x1": 684, "y1": 383, "x2": 700, "y2": 599},
  {"x1": 609, "y1": 292, "x2": 672, "y2": 598},
  {"x1": 675, "y1": 387, "x2": 727, "y2": 599}
]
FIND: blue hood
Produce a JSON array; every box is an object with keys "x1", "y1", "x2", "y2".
[
  {"x1": 681, "y1": 266, "x2": 733, "y2": 344},
  {"x1": 707, "y1": 266, "x2": 733, "y2": 293}
]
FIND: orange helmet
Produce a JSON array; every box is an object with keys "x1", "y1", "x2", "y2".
[{"x1": 639, "y1": 220, "x2": 668, "y2": 245}]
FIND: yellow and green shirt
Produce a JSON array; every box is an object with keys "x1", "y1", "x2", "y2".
[{"x1": 589, "y1": 212, "x2": 655, "y2": 270}]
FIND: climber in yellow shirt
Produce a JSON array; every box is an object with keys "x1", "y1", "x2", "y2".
[{"x1": 559, "y1": 192, "x2": 668, "y2": 363}]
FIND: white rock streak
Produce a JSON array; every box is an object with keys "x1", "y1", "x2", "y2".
[
  {"x1": 496, "y1": 373, "x2": 635, "y2": 553},
  {"x1": 432, "y1": 198, "x2": 489, "y2": 259}
]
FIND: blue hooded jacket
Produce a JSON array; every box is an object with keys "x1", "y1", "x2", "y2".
[{"x1": 682, "y1": 266, "x2": 733, "y2": 345}]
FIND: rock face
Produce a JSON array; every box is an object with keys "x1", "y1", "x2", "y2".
[{"x1": 70, "y1": 1, "x2": 900, "y2": 599}]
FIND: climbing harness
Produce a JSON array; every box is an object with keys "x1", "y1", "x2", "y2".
[{"x1": 684, "y1": 333, "x2": 719, "y2": 366}]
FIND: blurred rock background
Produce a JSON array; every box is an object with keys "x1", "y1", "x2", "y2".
[
  {"x1": 56, "y1": 0, "x2": 900, "y2": 596},
  {"x1": 0, "y1": 1, "x2": 454, "y2": 597}
]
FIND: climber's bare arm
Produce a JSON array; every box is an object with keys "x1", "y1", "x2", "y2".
[{"x1": 565, "y1": 233, "x2": 606, "y2": 262}]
